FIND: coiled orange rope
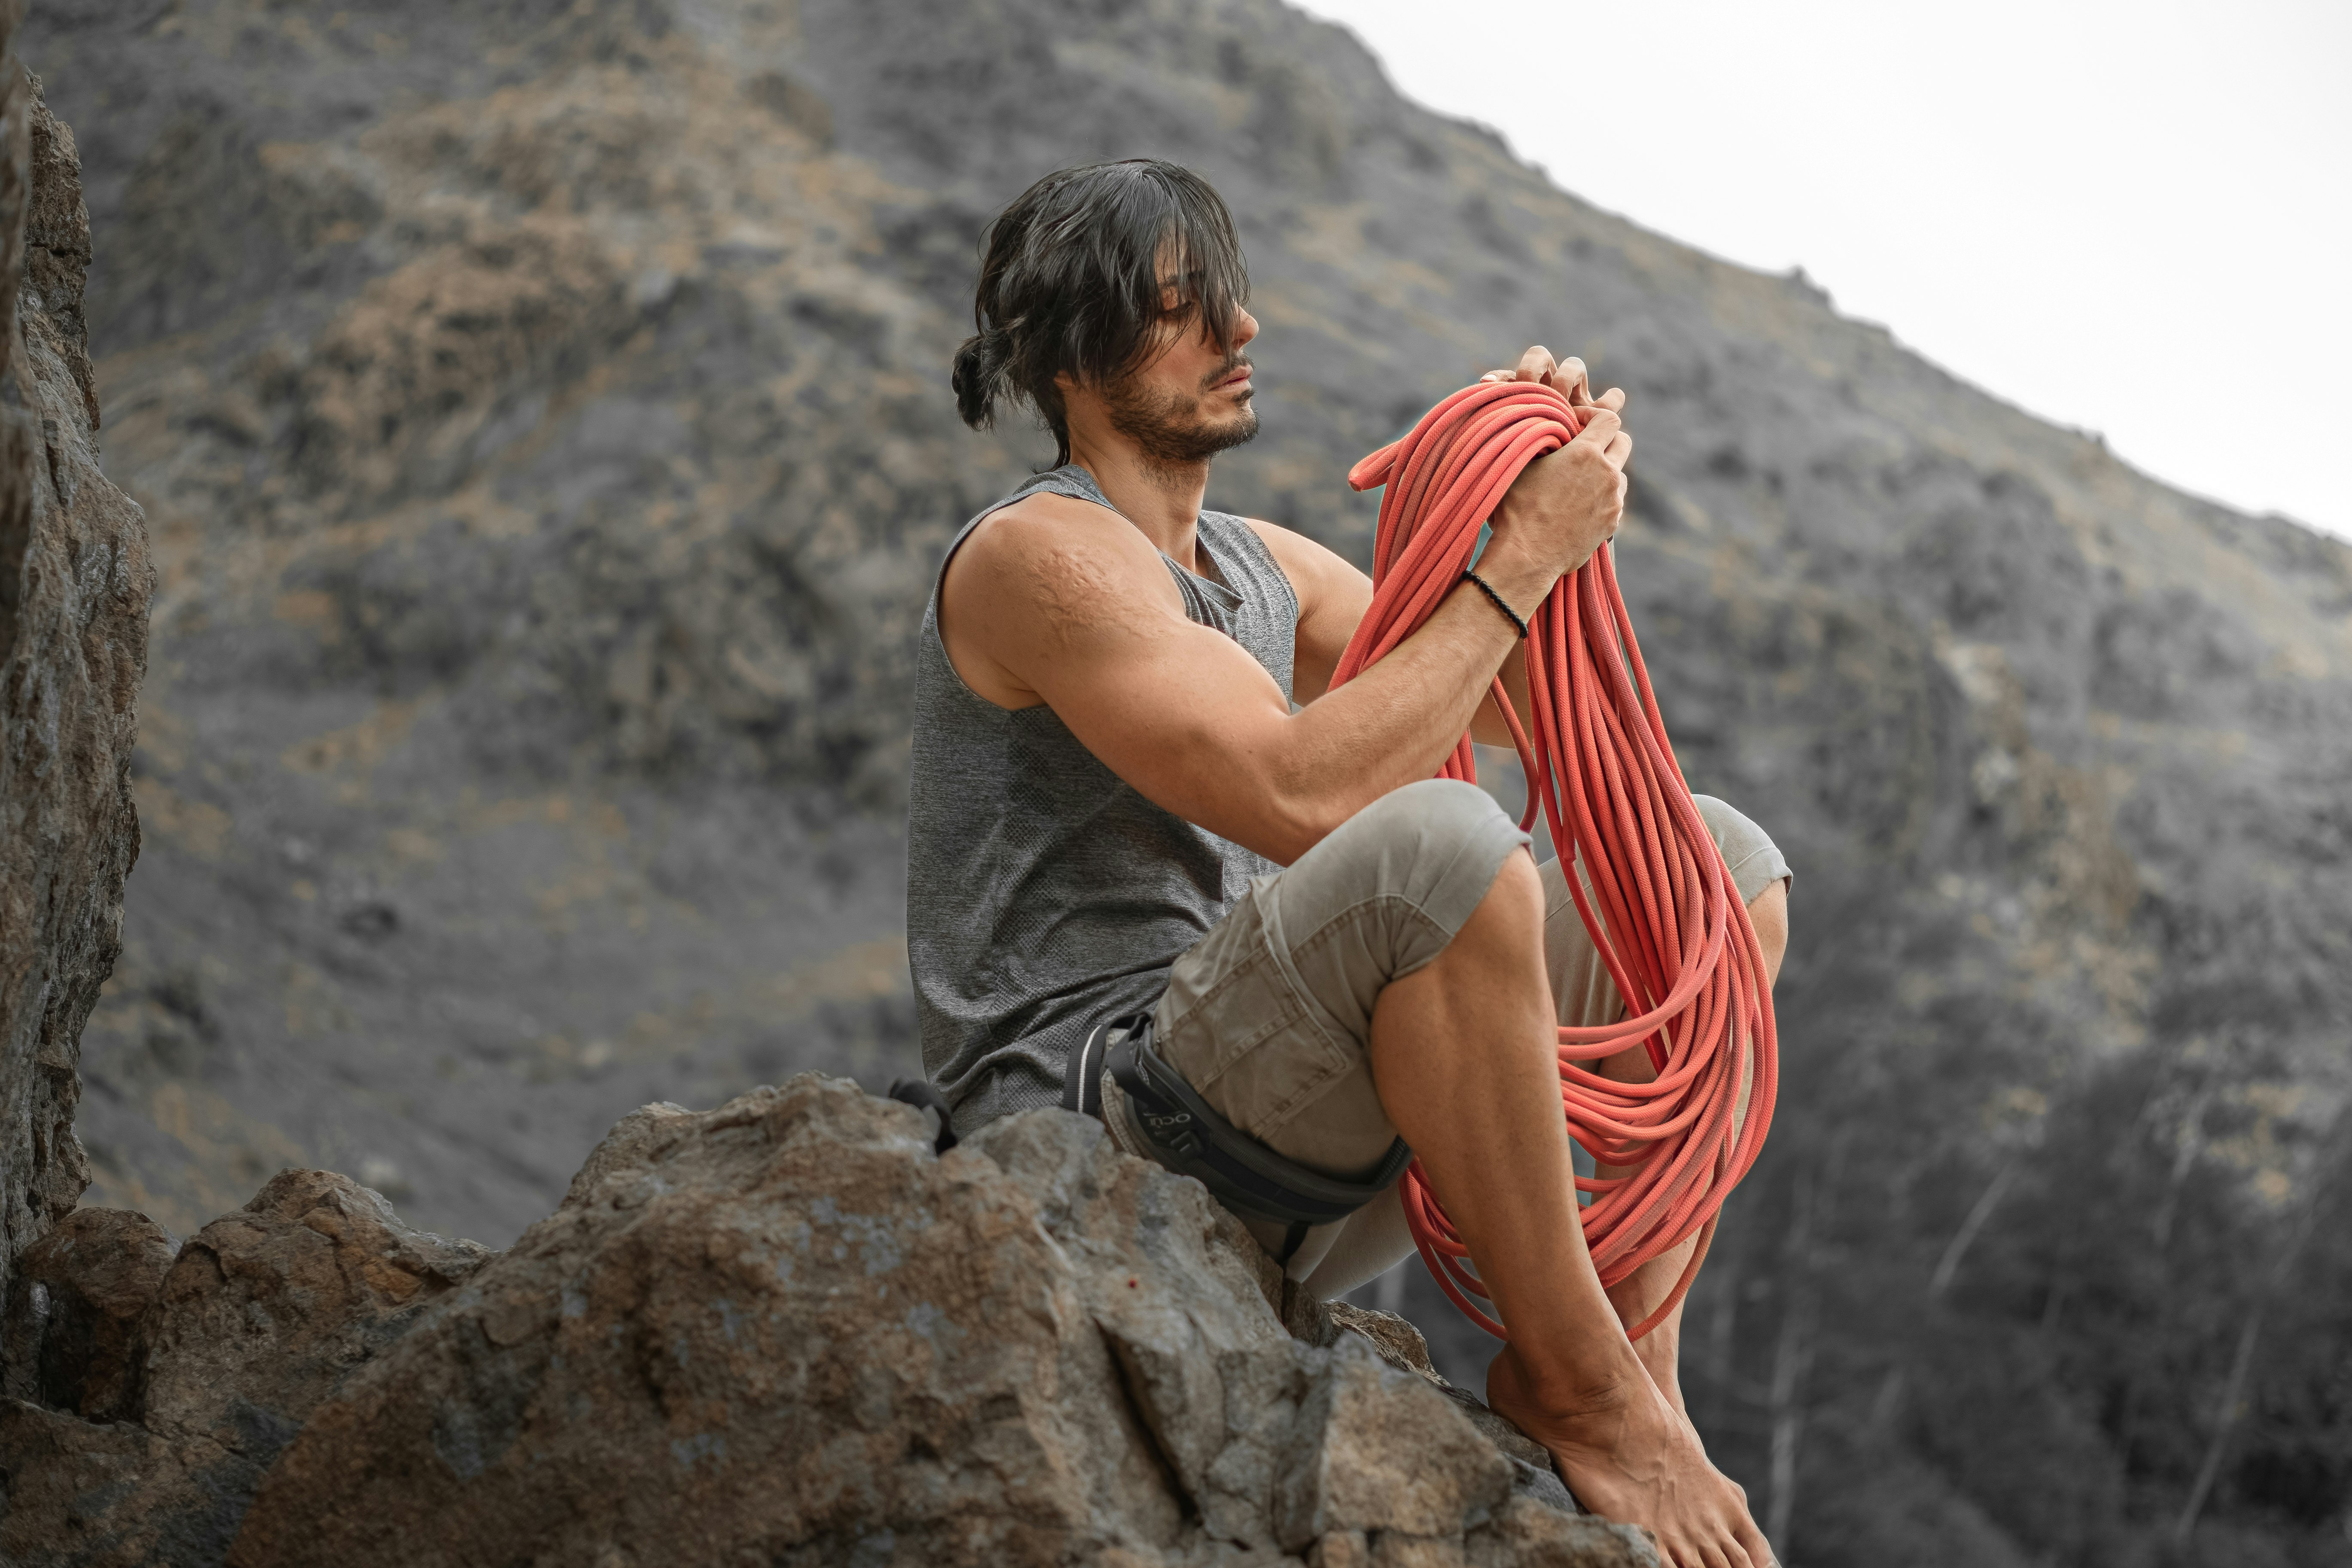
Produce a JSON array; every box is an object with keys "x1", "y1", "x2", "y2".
[{"x1": 1333, "y1": 380, "x2": 1779, "y2": 1341}]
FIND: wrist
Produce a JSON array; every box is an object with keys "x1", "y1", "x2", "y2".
[
  {"x1": 1461, "y1": 569, "x2": 1529, "y2": 639},
  {"x1": 1470, "y1": 522, "x2": 1555, "y2": 608}
]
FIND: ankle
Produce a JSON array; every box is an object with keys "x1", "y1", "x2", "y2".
[{"x1": 1490, "y1": 1343, "x2": 1645, "y2": 1418}]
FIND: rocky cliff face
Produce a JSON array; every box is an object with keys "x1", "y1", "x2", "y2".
[
  {"x1": 3, "y1": 1080, "x2": 1652, "y2": 1567},
  {"x1": 0, "y1": 9, "x2": 149, "y2": 1317}
]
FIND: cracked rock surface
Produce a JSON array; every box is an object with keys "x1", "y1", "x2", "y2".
[
  {"x1": 0, "y1": 14, "x2": 150, "y2": 1317},
  {"x1": 0, "y1": 1169, "x2": 486, "y2": 1567},
  {"x1": 3, "y1": 1080, "x2": 1653, "y2": 1568}
]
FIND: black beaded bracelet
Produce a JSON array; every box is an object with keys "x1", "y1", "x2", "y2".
[{"x1": 1462, "y1": 569, "x2": 1529, "y2": 639}]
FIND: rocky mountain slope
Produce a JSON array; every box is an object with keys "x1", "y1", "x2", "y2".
[{"x1": 15, "y1": 0, "x2": 2352, "y2": 1560}]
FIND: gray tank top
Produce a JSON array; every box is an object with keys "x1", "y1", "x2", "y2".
[{"x1": 907, "y1": 465, "x2": 1299, "y2": 1128}]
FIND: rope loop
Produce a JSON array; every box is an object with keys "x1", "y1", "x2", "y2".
[{"x1": 1338, "y1": 380, "x2": 1780, "y2": 1341}]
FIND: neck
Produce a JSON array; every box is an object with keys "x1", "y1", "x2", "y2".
[{"x1": 1062, "y1": 425, "x2": 1209, "y2": 571}]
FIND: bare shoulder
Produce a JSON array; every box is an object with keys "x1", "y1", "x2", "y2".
[{"x1": 946, "y1": 491, "x2": 1181, "y2": 648}]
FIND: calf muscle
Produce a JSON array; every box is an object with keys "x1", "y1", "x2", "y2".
[{"x1": 1366, "y1": 850, "x2": 1777, "y2": 1568}]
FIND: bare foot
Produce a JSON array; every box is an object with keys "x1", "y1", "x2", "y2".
[{"x1": 1488, "y1": 1344, "x2": 1775, "y2": 1568}]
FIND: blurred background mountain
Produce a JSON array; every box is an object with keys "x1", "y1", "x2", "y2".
[{"x1": 25, "y1": 0, "x2": 2352, "y2": 1562}]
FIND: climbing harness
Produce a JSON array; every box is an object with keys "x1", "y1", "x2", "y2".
[
  {"x1": 1337, "y1": 379, "x2": 1780, "y2": 1341},
  {"x1": 1064, "y1": 1011, "x2": 1412, "y2": 1261}
]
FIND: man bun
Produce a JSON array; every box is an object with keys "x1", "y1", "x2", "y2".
[{"x1": 951, "y1": 323, "x2": 1015, "y2": 431}]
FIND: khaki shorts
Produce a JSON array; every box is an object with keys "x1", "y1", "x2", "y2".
[{"x1": 1101, "y1": 777, "x2": 1790, "y2": 1298}]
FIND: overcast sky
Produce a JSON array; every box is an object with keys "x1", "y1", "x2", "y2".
[{"x1": 1294, "y1": 0, "x2": 2352, "y2": 542}]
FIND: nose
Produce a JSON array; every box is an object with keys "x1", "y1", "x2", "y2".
[{"x1": 1231, "y1": 306, "x2": 1259, "y2": 351}]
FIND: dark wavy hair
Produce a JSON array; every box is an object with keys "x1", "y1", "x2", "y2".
[{"x1": 952, "y1": 160, "x2": 1251, "y2": 467}]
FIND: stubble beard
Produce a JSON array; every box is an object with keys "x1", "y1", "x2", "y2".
[{"x1": 1102, "y1": 359, "x2": 1260, "y2": 484}]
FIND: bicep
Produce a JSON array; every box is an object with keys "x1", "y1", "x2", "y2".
[
  {"x1": 1031, "y1": 613, "x2": 1303, "y2": 852},
  {"x1": 970, "y1": 520, "x2": 1299, "y2": 849}
]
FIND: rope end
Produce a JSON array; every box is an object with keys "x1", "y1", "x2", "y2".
[{"x1": 1347, "y1": 442, "x2": 1401, "y2": 492}]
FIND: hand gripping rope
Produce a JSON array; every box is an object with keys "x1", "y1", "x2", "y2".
[{"x1": 1332, "y1": 379, "x2": 1780, "y2": 1342}]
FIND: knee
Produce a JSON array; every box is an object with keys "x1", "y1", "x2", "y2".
[
  {"x1": 1361, "y1": 777, "x2": 1505, "y2": 841},
  {"x1": 1331, "y1": 778, "x2": 1530, "y2": 947},
  {"x1": 1370, "y1": 777, "x2": 1524, "y2": 892},
  {"x1": 1482, "y1": 846, "x2": 1545, "y2": 927},
  {"x1": 1691, "y1": 792, "x2": 1792, "y2": 907}
]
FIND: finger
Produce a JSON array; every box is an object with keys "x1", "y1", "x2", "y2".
[
  {"x1": 1515, "y1": 344, "x2": 1557, "y2": 383},
  {"x1": 1605, "y1": 431, "x2": 1633, "y2": 469},
  {"x1": 1575, "y1": 418, "x2": 1628, "y2": 467},
  {"x1": 1549, "y1": 355, "x2": 1592, "y2": 405},
  {"x1": 1595, "y1": 386, "x2": 1627, "y2": 412},
  {"x1": 1569, "y1": 407, "x2": 1623, "y2": 446}
]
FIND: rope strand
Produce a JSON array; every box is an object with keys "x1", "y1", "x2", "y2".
[{"x1": 1334, "y1": 380, "x2": 1779, "y2": 1341}]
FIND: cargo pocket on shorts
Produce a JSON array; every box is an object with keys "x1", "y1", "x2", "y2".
[{"x1": 1166, "y1": 944, "x2": 1353, "y2": 1146}]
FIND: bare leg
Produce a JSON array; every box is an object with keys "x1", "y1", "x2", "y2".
[
  {"x1": 1596, "y1": 877, "x2": 1791, "y2": 1416},
  {"x1": 1367, "y1": 851, "x2": 1775, "y2": 1568}
]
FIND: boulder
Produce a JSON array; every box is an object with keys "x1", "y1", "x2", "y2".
[
  {"x1": 0, "y1": 1171, "x2": 487, "y2": 1567},
  {"x1": 224, "y1": 1081, "x2": 1647, "y2": 1566},
  {"x1": 137, "y1": 1168, "x2": 492, "y2": 1454},
  {"x1": 0, "y1": 1078, "x2": 1655, "y2": 1566},
  {"x1": 1, "y1": 1205, "x2": 175, "y2": 1420}
]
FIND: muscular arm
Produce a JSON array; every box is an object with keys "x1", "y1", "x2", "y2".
[
  {"x1": 942, "y1": 494, "x2": 1528, "y2": 865},
  {"x1": 1247, "y1": 521, "x2": 1533, "y2": 746}
]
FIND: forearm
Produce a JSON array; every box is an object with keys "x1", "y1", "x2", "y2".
[{"x1": 1257, "y1": 582, "x2": 1524, "y2": 860}]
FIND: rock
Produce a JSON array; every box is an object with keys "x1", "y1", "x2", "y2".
[
  {"x1": 1322, "y1": 1300, "x2": 1445, "y2": 1382},
  {"x1": 0, "y1": 25, "x2": 150, "y2": 1306},
  {"x1": 1306, "y1": 1298, "x2": 1582, "y2": 1518},
  {"x1": 0, "y1": 1404, "x2": 249, "y2": 1568},
  {"x1": 0, "y1": 1084, "x2": 1648, "y2": 1567},
  {"x1": 1, "y1": 1205, "x2": 176, "y2": 1420},
  {"x1": 138, "y1": 1168, "x2": 490, "y2": 1454},
  {"x1": 196, "y1": 1080, "x2": 1650, "y2": 1568},
  {"x1": 0, "y1": 1171, "x2": 487, "y2": 1567}
]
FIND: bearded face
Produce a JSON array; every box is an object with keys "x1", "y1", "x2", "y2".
[{"x1": 1100, "y1": 348, "x2": 1261, "y2": 466}]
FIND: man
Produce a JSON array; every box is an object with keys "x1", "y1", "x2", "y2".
[{"x1": 909, "y1": 159, "x2": 1790, "y2": 1568}]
